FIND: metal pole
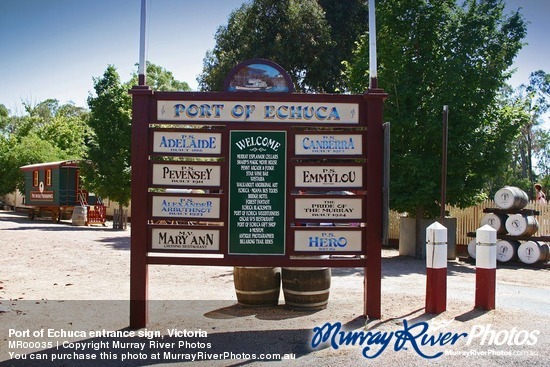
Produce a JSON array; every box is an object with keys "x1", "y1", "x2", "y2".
[
  {"x1": 138, "y1": 0, "x2": 147, "y2": 86},
  {"x1": 440, "y1": 105, "x2": 448, "y2": 224},
  {"x1": 382, "y1": 122, "x2": 390, "y2": 246},
  {"x1": 368, "y1": 0, "x2": 378, "y2": 89}
]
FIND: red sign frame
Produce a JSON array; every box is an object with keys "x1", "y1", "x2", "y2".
[{"x1": 129, "y1": 89, "x2": 387, "y2": 328}]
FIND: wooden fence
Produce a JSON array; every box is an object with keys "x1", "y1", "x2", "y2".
[{"x1": 388, "y1": 200, "x2": 550, "y2": 246}]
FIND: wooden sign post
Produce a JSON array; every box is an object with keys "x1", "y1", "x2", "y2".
[{"x1": 129, "y1": 60, "x2": 386, "y2": 328}]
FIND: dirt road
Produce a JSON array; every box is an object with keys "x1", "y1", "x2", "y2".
[{"x1": 0, "y1": 210, "x2": 549, "y2": 366}]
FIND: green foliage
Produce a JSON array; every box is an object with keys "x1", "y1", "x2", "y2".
[
  {"x1": 0, "y1": 104, "x2": 9, "y2": 133},
  {"x1": 82, "y1": 62, "x2": 191, "y2": 208},
  {"x1": 198, "y1": 0, "x2": 336, "y2": 92},
  {"x1": 127, "y1": 61, "x2": 192, "y2": 91},
  {"x1": 0, "y1": 134, "x2": 69, "y2": 195},
  {"x1": 0, "y1": 100, "x2": 88, "y2": 196},
  {"x1": 491, "y1": 71, "x2": 550, "y2": 193},
  {"x1": 345, "y1": 0, "x2": 527, "y2": 217},
  {"x1": 535, "y1": 128, "x2": 549, "y2": 178},
  {"x1": 82, "y1": 65, "x2": 132, "y2": 206}
]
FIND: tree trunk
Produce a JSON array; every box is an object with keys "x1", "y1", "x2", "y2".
[
  {"x1": 414, "y1": 206, "x2": 424, "y2": 259},
  {"x1": 116, "y1": 203, "x2": 124, "y2": 230}
]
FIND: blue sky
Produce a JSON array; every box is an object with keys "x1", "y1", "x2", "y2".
[{"x1": 0, "y1": 0, "x2": 549, "y2": 118}]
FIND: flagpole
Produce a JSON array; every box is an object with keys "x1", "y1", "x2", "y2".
[
  {"x1": 369, "y1": 0, "x2": 378, "y2": 89},
  {"x1": 138, "y1": 0, "x2": 147, "y2": 86}
]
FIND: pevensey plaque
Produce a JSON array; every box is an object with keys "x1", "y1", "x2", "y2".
[{"x1": 229, "y1": 131, "x2": 286, "y2": 254}]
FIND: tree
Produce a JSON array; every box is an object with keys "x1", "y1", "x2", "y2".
[
  {"x1": 0, "y1": 134, "x2": 68, "y2": 195},
  {"x1": 317, "y1": 0, "x2": 368, "y2": 92},
  {"x1": 82, "y1": 65, "x2": 132, "y2": 222},
  {"x1": 345, "y1": 0, "x2": 527, "y2": 219},
  {"x1": 82, "y1": 63, "x2": 190, "y2": 228},
  {"x1": 514, "y1": 71, "x2": 550, "y2": 189},
  {"x1": 0, "y1": 100, "x2": 88, "y2": 196},
  {"x1": 197, "y1": 0, "x2": 334, "y2": 92},
  {"x1": 487, "y1": 71, "x2": 550, "y2": 198},
  {"x1": 0, "y1": 104, "x2": 9, "y2": 133},
  {"x1": 127, "y1": 61, "x2": 192, "y2": 91}
]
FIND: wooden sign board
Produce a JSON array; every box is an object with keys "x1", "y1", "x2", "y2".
[{"x1": 129, "y1": 60, "x2": 386, "y2": 326}]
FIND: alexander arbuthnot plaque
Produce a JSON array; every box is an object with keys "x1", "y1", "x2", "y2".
[{"x1": 229, "y1": 131, "x2": 286, "y2": 255}]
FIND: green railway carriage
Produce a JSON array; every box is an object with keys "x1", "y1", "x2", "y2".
[{"x1": 20, "y1": 160, "x2": 103, "y2": 223}]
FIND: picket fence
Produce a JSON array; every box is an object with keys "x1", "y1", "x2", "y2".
[{"x1": 388, "y1": 200, "x2": 550, "y2": 246}]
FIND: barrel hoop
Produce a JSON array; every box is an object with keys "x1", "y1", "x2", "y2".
[
  {"x1": 285, "y1": 300, "x2": 328, "y2": 308},
  {"x1": 283, "y1": 267, "x2": 329, "y2": 271},
  {"x1": 235, "y1": 288, "x2": 280, "y2": 295},
  {"x1": 283, "y1": 289, "x2": 329, "y2": 296}
]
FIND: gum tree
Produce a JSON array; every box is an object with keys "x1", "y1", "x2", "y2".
[
  {"x1": 197, "y1": 0, "x2": 334, "y2": 92},
  {"x1": 345, "y1": 0, "x2": 527, "y2": 220}
]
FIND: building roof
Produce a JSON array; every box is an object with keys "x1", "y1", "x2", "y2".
[{"x1": 20, "y1": 160, "x2": 80, "y2": 171}]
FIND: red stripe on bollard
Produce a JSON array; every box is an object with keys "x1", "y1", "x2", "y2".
[
  {"x1": 475, "y1": 267, "x2": 496, "y2": 310},
  {"x1": 425, "y1": 222, "x2": 447, "y2": 314},
  {"x1": 475, "y1": 225, "x2": 497, "y2": 311},
  {"x1": 426, "y1": 267, "x2": 447, "y2": 314}
]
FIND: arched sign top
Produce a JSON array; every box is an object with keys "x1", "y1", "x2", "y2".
[{"x1": 223, "y1": 58, "x2": 294, "y2": 93}]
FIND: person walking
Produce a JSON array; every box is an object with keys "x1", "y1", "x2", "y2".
[{"x1": 534, "y1": 183, "x2": 547, "y2": 204}]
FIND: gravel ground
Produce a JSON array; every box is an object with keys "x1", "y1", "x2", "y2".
[{"x1": 0, "y1": 209, "x2": 549, "y2": 367}]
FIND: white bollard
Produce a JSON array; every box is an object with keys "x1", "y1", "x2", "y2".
[
  {"x1": 426, "y1": 222, "x2": 448, "y2": 269},
  {"x1": 425, "y1": 221, "x2": 447, "y2": 313},
  {"x1": 476, "y1": 225, "x2": 497, "y2": 269},
  {"x1": 475, "y1": 224, "x2": 497, "y2": 310}
]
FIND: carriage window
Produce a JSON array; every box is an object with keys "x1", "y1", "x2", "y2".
[
  {"x1": 46, "y1": 169, "x2": 52, "y2": 186},
  {"x1": 33, "y1": 171, "x2": 39, "y2": 187}
]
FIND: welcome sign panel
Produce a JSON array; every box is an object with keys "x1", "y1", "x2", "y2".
[{"x1": 228, "y1": 131, "x2": 286, "y2": 255}]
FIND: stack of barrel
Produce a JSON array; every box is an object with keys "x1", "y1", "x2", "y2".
[
  {"x1": 233, "y1": 263, "x2": 331, "y2": 310},
  {"x1": 468, "y1": 186, "x2": 549, "y2": 265}
]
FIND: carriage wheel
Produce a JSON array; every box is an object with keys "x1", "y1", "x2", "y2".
[{"x1": 51, "y1": 208, "x2": 59, "y2": 223}]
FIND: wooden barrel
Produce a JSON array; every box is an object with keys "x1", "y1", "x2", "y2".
[
  {"x1": 517, "y1": 241, "x2": 550, "y2": 265},
  {"x1": 282, "y1": 258, "x2": 331, "y2": 310},
  {"x1": 480, "y1": 213, "x2": 508, "y2": 234},
  {"x1": 71, "y1": 206, "x2": 87, "y2": 226},
  {"x1": 467, "y1": 239, "x2": 477, "y2": 259},
  {"x1": 494, "y1": 186, "x2": 528, "y2": 210},
  {"x1": 233, "y1": 267, "x2": 280, "y2": 307},
  {"x1": 496, "y1": 240, "x2": 520, "y2": 262},
  {"x1": 505, "y1": 214, "x2": 539, "y2": 236}
]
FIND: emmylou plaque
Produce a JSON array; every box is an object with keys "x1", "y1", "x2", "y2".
[{"x1": 229, "y1": 131, "x2": 286, "y2": 254}]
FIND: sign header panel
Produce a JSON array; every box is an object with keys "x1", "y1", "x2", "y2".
[{"x1": 157, "y1": 100, "x2": 359, "y2": 124}]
